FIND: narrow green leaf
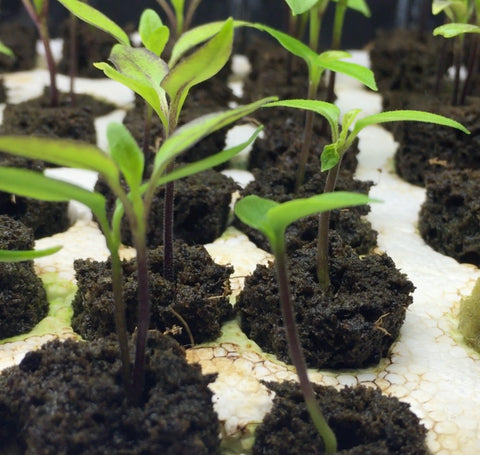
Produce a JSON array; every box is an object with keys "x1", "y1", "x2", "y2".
[
  {"x1": 432, "y1": 0, "x2": 453, "y2": 15},
  {"x1": 139, "y1": 9, "x2": 169, "y2": 56},
  {"x1": 0, "y1": 136, "x2": 119, "y2": 183},
  {"x1": 95, "y1": 45, "x2": 169, "y2": 128},
  {"x1": 332, "y1": 0, "x2": 371, "y2": 17},
  {"x1": 152, "y1": 97, "x2": 277, "y2": 179},
  {"x1": 265, "y1": 99, "x2": 340, "y2": 142},
  {"x1": 339, "y1": 108, "x2": 361, "y2": 144},
  {"x1": 321, "y1": 143, "x2": 340, "y2": 171},
  {"x1": 352, "y1": 109, "x2": 470, "y2": 139},
  {"x1": 234, "y1": 195, "x2": 278, "y2": 242},
  {"x1": 434, "y1": 23, "x2": 480, "y2": 38},
  {"x1": 162, "y1": 18, "x2": 234, "y2": 122},
  {"x1": 57, "y1": 0, "x2": 130, "y2": 45},
  {"x1": 0, "y1": 167, "x2": 107, "y2": 219},
  {"x1": 0, "y1": 245, "x2": 62, "y2": 262},
  {"x1": 107, "y1": 123, "x2": 144, "y2": 189},
  {"x1": 156, "y1": 126, "x2": 264, "y2": 186},
  {"x1": 317, "y1": 57, "x2": 377, "y2": 91},
  {"x1": 285, "y1": 0, "x2": 319, "y2": 15},
  {"x1": 0, "y1": 40, "x2": 13, "y2": 57}
]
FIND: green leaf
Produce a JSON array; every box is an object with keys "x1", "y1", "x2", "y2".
[
  {"x1": 339, "y1": 108, "x2": 361, "y2": 144},
  {"x1": 57, "y1": 0, "x2": 130, "y2": 45},
  {"x1": 0, "y1": 40, "x2": 13, "y2": 57},
  {"x1": 432, "y1": 0, "x2": 454, "y2": 15},
  {"x1": 0, "y1": 167, "x2": 107, "y2": 219},
  {"x1": 321, "y1": 143, "x2": 340, "y2": 171},
  {"x1": 351, "y1": 109, "x2": 470, "y2": 141},
  {"x1": 0, "y1": 245, "x2": 62, "y2": 262},
  {"x1": 33, "y1": 0, "x2": 44, "y2": 14},
  {"x1": 107, "y1": 123, "x2": 144, "y2": 189},
  {"x1": 0, "y1": 136, "x2": 119, "y2": 183},
  {"x1": 332, "y1": 0, "x2": 371, "y2": 17},
  {"x1": 139, "y1": 9, "x2": 169, "y2": 56},
  {"x1": 284, "y1": 0, "x2": 319, "y2": 15},
  {"x1": 95, "y1": 45, "x2": 169, "y2": 128},
  {"x1": 434, "y1": 23, "x2": 480, "y2": 38},
  {"x1": 316, "y1": 56, "x2": 377, "y2": 90},
  {"x1": 161, "y1": 18, "x2": 234, "y2": 123},
  {"x1": 156, "y1": 126, "x2": 264, "y2": 185},
  {"x1": 234, "y1": 195, "x2": 279, "y2": 242},
  {"x1": 265, "y1": 99, "x2": 340, "y2": 142},
  {"x1": 152, "y1": 97, "x2": 277, "y2": 180}
]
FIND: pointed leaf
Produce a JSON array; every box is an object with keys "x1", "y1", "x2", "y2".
[
  {"x1": 321, "y1": 143, "x2": 340, "y2": 171},
  {"x1": 152, "y1": 97, "x2": 277, "y2": 179},
  {"x1": 0, "y1": 136, "x2": 119, "y2": 183},
  {"x1": 139, "y1": 9, "x2": 169, "y2": 56},
  {"x1": 0, "y1": 245, "x2": 62, "y2": 262},
  {"x1": 317, "y1": 56, "x2": 377, "y2": 90},
  {"x1": 95, "y1": 45, "x2": 169, "y2": 127},
  {"x1": 234, "y1": 195, "x2": 278, "y2": 242},
  {"x1": 57, "y1": 0, "x2": 130, "y2": 45},
  {"x1": 162, "y1": 18, "x2": 234, "y2": 122},
  {"x1": 0, "y1": 40, "x2": 13, "y2": 57},
  {"x1": 434, "y1": 23, "x2": 480, "y2": 38},
  {"x1": 285, "y1": 0, "x2": 319, "y2": 15},
  {"x1": 332, "y1": 0, "x2": 371, "y2": 17},
  {"x1": 107, "y1": 123, "x2": 144, "y2": 189}
]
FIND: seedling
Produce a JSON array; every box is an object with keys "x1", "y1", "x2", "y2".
[
  {"x1": 264, "y1": 98, "x2": 469, "y2": 289},
  {"x1": 0, "y1": 246, "x2": 62, "y2": 262},
  {"x1": 20, "y1": 0, "x2": 59, "y2": 106},
  {"x1": 235, "y1": 190, "x2": 376, "y2": 455}
]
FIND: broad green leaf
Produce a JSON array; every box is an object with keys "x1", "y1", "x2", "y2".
[
  {"x1": 432, "y1": 0, "x2": 454, "y2": 15},
  {"x1": 0, "y1": 136, "x2": 119, "y2": 183},
  {"x1": 107, "y1": 123, "x2": 144, "y2": 189},
  {"x1": 0, "y1": 167, "x2": 106, "y2": 218},
  {"x1": 0, "y1": 245, "x2": 62, "y2": 262},
  {"x1": 434, "y1": 23, "x2": 480, "y2": 38},
  {"x1": 57, "y1": 0, "x2": 130, "y2": 45},
  {"x1": 285, "y1": 0, "x2": 319, "y2": 15},
  {"x1": 0, "y1": 40, "x2": 13, "y2": 57},
  {"x1": 265, "y1": 99, "x2": 340, "y2": 142},
  {"x1": 332, "y1": 0, "x2": 371, "y2": 17},
  {"x1": 234, "y1": 195, "x2": 279, "y2": 242},
  {"x1": 156, "y1": 126, "x2": 263, "y2": 185},
  {"x1": 317, "y1": 57, "x2": 377, "y2": 90},
  {"x1": 321, "y1": 143, "x2": 340, "y2": 171},
  {"x1": 152, "y1": 96, "x2": 277, "y2": 179},
  {"x1": 95, "y1": 45, "x2": 169, "y2": 128},
  {"x1": 351, "y1": 109, "x2": 470, "y2": 142},
  {"x1": 139, "y1": 9, "x2": 169, "y2": 56},
  {"x1": 162, "y1": 18, "x2": 234, "y2": 123}
]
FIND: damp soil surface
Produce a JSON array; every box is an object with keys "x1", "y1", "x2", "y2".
[
  {"x1": 0, "y1": 215, "x2": 48, "y2": 339},
  {"x1": 72, "y1": 240, "x2": 234, "y2": 346},
  {"x1": 237, "y1": 234, "x2": 414, "y2": 369},
  {"x1": 252, "y1": 381, "x2": 428, "y2": 455},
  {"x1": 419, "y1": 168, "x2": 480, "y2": 266},
  {"x1": 0, "y1": 331, "x2": 221, "y2": 455}
]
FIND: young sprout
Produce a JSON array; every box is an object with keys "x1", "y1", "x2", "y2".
[
  {"x1": 235, "y1": 190, "x2": 377, "y2": 455},
  {"x1": 433, "y1": 0, "x2": 480, "y2": 104},
  {"x1": 0, "y1": 91, "x2": 270, "y2": 404},
  {"x1": 264, "y1": 99, "x2": 470, "y2": 289},
  {"x1": 20, "y1": 0, "x2": 59, "y2": 106}
]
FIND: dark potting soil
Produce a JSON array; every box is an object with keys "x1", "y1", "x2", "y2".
[
  {"x1": 72, "y1": 240, "x2": 234, "y2": 346},
  {"x1": 0, "y1": 22, "x2": 37, "y2": 72},
  {"x1": 0, "y1": 78, "x2": 6, "y2": 104},
  {"x1": 0, "y1": 331, "x2": 221, "y2": 454},
  {"x1": 58, "y1": 19, "x2": 117, "y2": 79},
  {"x1": 0, "y1": 215, "x2": 48, "y2": 339},
  {"x1": 96, "y1": 168, "x2": 239, "y2": 248},
  {"x1": 252, "y1": 381, "x2": 427, "y2": 455},
  {"x1": 237, "y1": 234, "x2": 414, "y2": 369},
  {"x1": 234, "y1": 165, "x2": 377, "y2": 255},
  {"x1": 393, "y1": 96, "x2": 480, "y2": 186},
  {"x1": 419, "y1": 168, "x2": 480, "y2": 266}
]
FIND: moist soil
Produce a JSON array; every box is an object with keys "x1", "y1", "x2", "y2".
[
  {"x1": 419, "y1": 168, "x2": 480, "y2": 266},
  {"x1": 72, "y1": 240, "x2": 234, "y2": 346},
  {"x1": 0, "y1": 331, "x2": 221, "y2": 455},
  {"x1": 0, "y1": 22, "x2": 37, "y2": 72},
  {"x1": 234, "y1": 164, "x2": 377, "y2": 256},
  {"x1": 237, "y1": 233, "x2": 414, "y2": 370},
  {"x1": 0, "y1": 215, "x2": 48, "y2": 339},
  {"x1": 252, "y1": 381, "x2": 428, "y2": 455}
]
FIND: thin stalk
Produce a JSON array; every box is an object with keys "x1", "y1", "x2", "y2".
[
  {"x1": 142, "y1": 105, "x2": 153, "y2": 163},
  {"x1": 184, "y1": 0, "x2": 202, "y2": 32},
  {"x1": 451, "y1": 36, "x2": 464, "y2": 105},
  {"x1": 317, "y1": 157, "x2": 343, "y2": 290},
  {"x1": 163, "y1": 163, "x2": 175, "y2": 282},
  {"x1": 326, "y1": 0, "x2": 347, "y2": 103},
  {"x1": 68, "y1": 13, "x2": 77, "y2": 104},
  {"x1": 309, "y1": 4, "x2": 321, "y2": 53},
  {"x1": 156, "y1": 0, "x2": 177, "y2": 32},
  {"x1": 460, "y1": 33, "x2": 479, "y2": 105},
  {"x1": 273, "y1": 236, "x2": 337, "y2": 455}
]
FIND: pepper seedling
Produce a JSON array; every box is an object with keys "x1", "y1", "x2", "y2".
[
  {"x1": 264, "y1": 98, "x2": 470, "y2": 289},
  {"x1": 235, "y1": 190, "x2": 377, "y2": 455}
]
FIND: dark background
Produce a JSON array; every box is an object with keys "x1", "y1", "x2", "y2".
[{"x1": 1, "y1": 0, "x2": 439, "y2": 49}]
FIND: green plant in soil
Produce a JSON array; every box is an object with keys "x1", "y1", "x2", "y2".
[
  {"x1": 432, "y1": 0, "x2": 480, "y2": 104},
  {"x1": 235, "y1": 190, "x2": 377, "y2": 454},
  {"x1": 264, "y1": 98, "x2": 469, "y2": 289},
  {"x1": 155, "y1": 0, "x2": 202, "y2": 40},
  {"x1": 0, "y1": 245, "x2": 61, "y2": 262},
  {"x1": 20, "y1": 0, "x2": 59, "y2": 106}
]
